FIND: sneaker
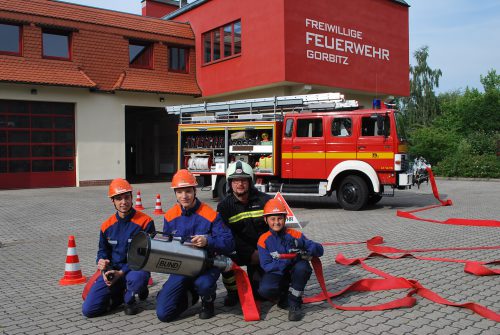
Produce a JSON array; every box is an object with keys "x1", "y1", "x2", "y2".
[
  {"x1": 223, "y1": 291, "x2": 239, "y2": 307},
  {"x1": 199, "y1": 296, "x2": 215, "y2": 319},
  {"x1": 138, "y1": 287, "x2": 149, "y2": 301},
  {"x1": 288, "y1": 305, "x2": 303, "y2": 321},
  {"x1": 124, "y1": 304, "x2": 139, "y2": 316}
]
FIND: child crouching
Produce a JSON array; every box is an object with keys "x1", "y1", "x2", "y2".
[{"x1": 257, "y1": 199, "x2": 324, "y2": 321}]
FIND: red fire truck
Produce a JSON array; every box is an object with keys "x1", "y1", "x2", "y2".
[{"x1": 168, "y1": 93, "x2": 412, "y2": 210}]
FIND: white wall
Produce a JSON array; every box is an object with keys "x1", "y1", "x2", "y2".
[{"x1": 0, "y1": 83, "x2": 195, "y2": 185}]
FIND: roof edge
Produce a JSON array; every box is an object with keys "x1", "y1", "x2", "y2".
[
  {"x1": 391, "y1": 0, "x2": 410, "y2": 7},
  {"x1": 49, "y1": 0, "x2": 192, "y2": 26},
  {"x1": 163, "y1": 0, "x2": 408, "y2": 20},
  {"x1": 115, "y1": 87, "x2": 201, "y2": 97},
  {"x1": 0, "y1": 79, "x2": 96, "y2": 89},
  {"x1": 162, "y1": 0, "x2": 209, "y2": 20}
]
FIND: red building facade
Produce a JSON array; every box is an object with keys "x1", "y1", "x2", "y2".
[{"x1": 146, "y1": 0, "x2": 410, "y2": 99}]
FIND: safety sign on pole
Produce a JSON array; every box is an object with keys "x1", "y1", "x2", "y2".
[{"x1": 274, "y1": 192, "x2": 302, "y2": 229}]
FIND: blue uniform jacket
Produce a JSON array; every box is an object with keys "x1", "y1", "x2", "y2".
[
  {"x1": 257, "y1": 228, "x2": 324, "y2": 275},
  {"x1": 97, "y1": 208, "x2": 156, "y2": 274},
  {"x1": 163, "y1": 198, "x2": 235, "y2": 256}
]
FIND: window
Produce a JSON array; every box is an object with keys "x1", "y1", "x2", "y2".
[
  {"x1": 203, "y1": 20, "x2": 241, "y2": 64},
  {"x1": 42, "y1": 29, "x2": 71, "y2": 60},
  {"x1": 233, "y1": 21, "x2": 241, "y2": 54},
  {"x1": 203, "y1": 33, "x2": 211, "y2": 63},
  {"x1": 213, "y1": 29, "x2": 221, "y2": 61},
  {"x1": 129, "y1": 40, "x2": 153, "y2": 69},
  {"x1": 332, "y1": 118, "x2": 352, "y2": 137},
  {"x1": 361, "y1": 115, "x2": 390, "y2": 136},
  {"x1": 169, "y1": 46, "x2": 188, "y2": 73},
  {"x1": 0, "y1": 22, "x2": 22, "y2": 56},
  {"x1": 296, "y1": 118, "x2": 323, "y2": 138},
  {"x1": 284, "y1": 119, "x2": 294, "y2": 137}
]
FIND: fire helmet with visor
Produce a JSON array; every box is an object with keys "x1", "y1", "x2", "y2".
[{"x1": 226, "y1": 161, "x2": 254, "y2": 183}]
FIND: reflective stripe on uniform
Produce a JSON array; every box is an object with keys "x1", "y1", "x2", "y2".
[
  {"x1": 228, "y1": 210, "x2": 264, "y2": 224},
  {"x1": 289, "y1": 287, "x2": 304, "y2": 297},
  {"x1": 222, "y1": 275, "x2": 238, "y2": 290}
]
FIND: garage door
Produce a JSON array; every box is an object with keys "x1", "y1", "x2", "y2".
[{"x1": 0, "y1": 100, "x2": 76, "y2": 189}]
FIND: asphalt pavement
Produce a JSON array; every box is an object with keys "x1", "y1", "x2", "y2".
[{"x1": 0, "y1": 179, "x2": 499, "y2": 334}]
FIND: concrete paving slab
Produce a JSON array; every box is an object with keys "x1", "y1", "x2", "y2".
[{"x1": 0, "y1": 179, "x2": 499, "y2": 334}]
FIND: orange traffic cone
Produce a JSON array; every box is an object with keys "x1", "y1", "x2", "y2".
[
  {"x1": 135, "y1": 190, "x2": 145, "y2": 211},
  {"x1": 59, "y1": 235, "x2": 87, "y2": 285},
  {"x1": 153, "y1": 194, "x2": 164, "y2": 215}
]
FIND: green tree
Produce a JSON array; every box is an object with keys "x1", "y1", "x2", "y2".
[
  {"x1": 435, "y1": 69, "x2": 500, "y2": 136},
  {"x1": 480, "y1": 69, "x2": 500, "y2": 92},
  {"x1": 408, "y1": 127, "x2": 460, "y2": 164},
  {"x1": 399, "y1": 46, "x2": 442, "y2": 130}
]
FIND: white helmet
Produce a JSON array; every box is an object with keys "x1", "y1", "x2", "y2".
[{"x1": 226, "y1": 161, "x2": 254, "y2": 183}]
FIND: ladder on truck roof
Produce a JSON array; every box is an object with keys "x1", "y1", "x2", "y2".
[{"x1": 165, "y1": 92, "x2": 359, "y2": 124}]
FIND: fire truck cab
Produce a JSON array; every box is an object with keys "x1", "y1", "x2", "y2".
[{"x1": 168, "y1": 93, "x2": 412, "y2": 211}]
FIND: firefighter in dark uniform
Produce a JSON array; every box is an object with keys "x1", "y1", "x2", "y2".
[{"x1": 217, "y1": 161, "x2": 272, "y2": 306}]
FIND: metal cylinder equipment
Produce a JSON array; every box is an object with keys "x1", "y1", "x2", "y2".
[{"x1": 127, "y1": 232, "x2": 232, "y2": 277}]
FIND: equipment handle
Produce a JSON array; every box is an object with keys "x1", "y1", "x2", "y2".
[{"x1": 152, "y1": 231, "x2": 196, "y2": 246}]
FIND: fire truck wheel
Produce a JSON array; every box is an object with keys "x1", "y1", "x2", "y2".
[
  {"x1": 337, "y1": 175, "x2": 369, "y2": 211},
  {"x1": 216, "y1": 176, "x2": 227, "y2": 200}
]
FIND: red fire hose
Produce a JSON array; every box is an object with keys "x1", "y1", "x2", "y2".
[
  {"x1": 303, "y1": 236, "x2": 500, "y2": 322},
  {"x1": 397, "y1": 167, "x2": 500, "y2": 227}
]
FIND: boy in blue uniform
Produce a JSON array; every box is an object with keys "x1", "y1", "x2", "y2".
[
  {"x1": 82, "y1": 178, "x2": 156, "y2": 317},
  {"x1": 156, "y1": 169, "x2": 234, "y2": 321},
  {"x1": 257, "y1": 198, "x2": 324, "y2": 321}
]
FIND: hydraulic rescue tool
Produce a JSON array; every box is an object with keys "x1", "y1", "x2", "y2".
[{"x1": 127, "y1": 231, "x2": 233, "y2": 277}]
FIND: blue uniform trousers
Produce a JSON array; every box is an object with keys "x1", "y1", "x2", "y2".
[
  {"x1": 82, "y1": 270, "x2": 150, "y2": 317},
  {"x1": 156, "y1": 267, "x2": 220, "y2": 322},
  {"x1": 258, "y1": 260, "x2": 312, "y2": 307}
]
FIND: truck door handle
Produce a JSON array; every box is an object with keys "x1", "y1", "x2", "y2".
[
  {"x1": 358, "y1": 146, "x2": 366, "y2": 150},
  {"x1": 292, "y1": 146, "x2": 301, "y2": 149}
]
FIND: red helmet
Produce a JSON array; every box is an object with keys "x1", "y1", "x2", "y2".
[
  {"x1": 108, "y1": 178, "x2": 133, "y2": 198},
  {"x1": 171, "y1": 169, "x2": 198, "y2": 189},
  {"x1": 263, "y1": 198, "x2": 287, "y2": 217}
]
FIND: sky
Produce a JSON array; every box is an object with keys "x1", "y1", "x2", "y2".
[{"x1": 59, "y1": 0, "x2": 500, "y2": 94}]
